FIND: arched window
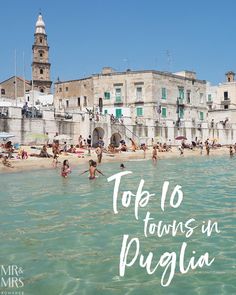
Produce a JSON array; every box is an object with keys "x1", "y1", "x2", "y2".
[
  {"x1": 40, "y1": 88, "x2": 44, "y2": 93},
  {"x1": 1, "y1": 89, "x2": 5, "y2": 95},
  {"x1": 40, "y1": 69, "x2": 43, "y2": 75},
  {"x1": 40, "y1": 38, "x2": 43, "y2": 43}
]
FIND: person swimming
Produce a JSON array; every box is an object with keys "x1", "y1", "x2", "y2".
[
  {"x1": 120, "y1": 163, "x2": 125, "y2": 169},
  {"x1": 61, "y1": 159, "x2": 71, "y2": 178},
  {"x1": 80, "y1": 160, "x2": 104, "y2": 179}
]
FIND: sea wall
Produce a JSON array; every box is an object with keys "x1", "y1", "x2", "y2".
[{"x1": 0, "y1": 106, "x2": 236, "y2": 146}]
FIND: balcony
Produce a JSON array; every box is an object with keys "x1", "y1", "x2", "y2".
[
  {"x1": 206, "y1": 100, "x2": 213, "y2": 105},
  {"x1": 221, "y1": 98, "x2": 231, "y2": 105},
  {"x1": 114, "y1": 95, "x2": 123, "y2": 105},
  {"x1": 115, "y1": 96, "x2": 122, "y2": 103},
  {"x1": 134, "y1": 99, "x2": 144, "y2": 105},
  {"x1": 177, "y1": 97, "x2": 184, "y2": 106},
  {"x1": 135, "y1": 117, "x2": 145, "y2": 125}
]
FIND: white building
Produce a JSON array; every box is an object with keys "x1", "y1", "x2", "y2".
[{"x1": 207, "y1": 71, "x2": 236, "y2": 129}]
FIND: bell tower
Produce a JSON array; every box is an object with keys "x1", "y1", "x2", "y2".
[{"x1": 31, "y1": 13, "x2": 52, "y2": 93}]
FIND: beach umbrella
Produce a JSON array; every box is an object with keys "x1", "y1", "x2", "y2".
[
  {"x1": 0, "y1": 132, "x2": 15, "y2": 140},
  {"x1": 175, "y1": 136, "x2": 187, "y2": 140},
  {"x1": 54, "y1": 134, "x2": 72, "y2": 142},
  {"x1": 26, "y1": 133, "x2": 49, "y2": 140}
]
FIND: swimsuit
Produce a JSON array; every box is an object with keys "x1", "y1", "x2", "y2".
[{"x1": 61, "y1": 167, "x2": 71, "y2": 177}]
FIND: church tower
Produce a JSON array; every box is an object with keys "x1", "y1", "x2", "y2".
[{"x1": 31, "y1": 13, "x2": 52, "y2": 93}]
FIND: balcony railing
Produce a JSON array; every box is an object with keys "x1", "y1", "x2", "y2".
[
  {"x1": 221, "y1": 98, "x2": 230, "y2": 105},
  {"x1": 115, "y1": 96, "x2": 122, "y2": 103},
  {"x1": 177, "y1": 97, "x2": 184, "y2": 106},
  {"x1": 207, "y1": 100, "x2": 213, "y2": 105},
  {"x1": 135, "y1": 117, "x2": 145, "y2": 125}
]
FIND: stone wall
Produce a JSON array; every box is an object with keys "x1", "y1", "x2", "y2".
[{"x1": 1, "y1": 106, "x2": 236, "y2": 146}]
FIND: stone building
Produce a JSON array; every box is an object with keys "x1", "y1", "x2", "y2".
[
  {"x1": 54, "y1": 77, "x2": 93, "y2": 111},
  {"x1": 32, "y1": 13, "x2": 52, "y2": 94},
  {"x1": 54, "y1": 68, "x2": 208, "y2": 144},
  {"x1": 207, "y1": 71, "x2": 236, "y2": 127},
  {"x1": 0, "y1": 76, "x2": 31, "y2": 100},
  {"x1": 92, "y1": 68, "x2": 207, "y2": 125}
]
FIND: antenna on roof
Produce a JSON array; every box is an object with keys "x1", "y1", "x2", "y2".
[
  {"x1": 123, "y1": 58, "x2": 130, "y2": 71},
  {"x1": 166, "y1": 50, "x2": 172, "y2": 72}
]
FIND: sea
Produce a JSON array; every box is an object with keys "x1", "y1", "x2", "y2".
[{"x1": 0, "y1": 155, "x2": 235, "y2": 295}]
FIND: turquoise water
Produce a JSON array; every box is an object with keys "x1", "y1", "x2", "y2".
[{"x1": 0, "y1": 156, "x2": 236, "y2": 295}]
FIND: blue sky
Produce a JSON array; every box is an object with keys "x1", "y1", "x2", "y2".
[{"x1": 1, "y1": 0, "x2": 236, "y2": 85}]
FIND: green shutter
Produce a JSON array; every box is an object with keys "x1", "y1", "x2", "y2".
[
  {"x1": 207, "y1": 94, "x2": 212, "y2": 101},
  {"x1": 200, "y1": 111, "x2": 204, "y2": 120},
  {"x1": 179, "y1": 107, "x2": 184, "y2": 119},
  {"x1": 162, "y1": 88, "x2": 167, "y2": 99},
  {"x1": 104, "y1": 109, "x2": 108, "y2": 115},
  {"x1": 115, "y1": 108, "x2": 122, "y2": 118},
  {"x1": 136, "y1": 107, "x2": 143, "y2": 117},
  {"x1": 161, "y1": 107, "x2": 167, "y2": 118},
  {"x1": 179, "y1": 88, "x2": 184, "y2": 101},
  {"x1": 104, "y1": 92, "x2": 110, "y2": 99}
]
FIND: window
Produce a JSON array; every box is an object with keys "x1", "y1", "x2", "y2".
[
  {"x1": 66, "y1": 100, "x2": 69, "y2": 108},
  {"x1": 161, "y1": 107, "x2": 167, "y2": 118},
  {"x1": 199, "y1": 111, "x2": 204, "y2": 120},
  {"x1": 136, "y1": 107, "x2": 143, "y2": 117},
  {"x1": 136, "y1": 87, "x2": 143, "y2": 101},
  {"x1": 224, "y1": 105, "x2": 229, "y2": 109},
  {"x1": 187, "y1": 91, "x2": 191, "y2": 103},
  {"x1": 200, "y1": 93, "x2": 204, "y2": 103},
  {"x1": 104, "y1": 92, "x2": 110, "y2": 99},
  {"x1": 179, "y1": 107, "x2": 184, "y2": 119},
  {"x1": 40, "y1": 69, "x2": 43, "y2": 75},
  {"x1": 66, "y1": 87, "x2": 68, "y2": 92},
  {"x1": 99, "y1": 97, "x2": 103, "y2": 109},
  {"x1": 40, "y1": 38, "x2": 42, "y2": 43},
  {"x1": 161, "y1": 88, "x2": 167, "y2": 100},
  {"x1": 178, "y1": 87, "x2": 184, "y2": 100},
  {"x1": 59, "y1": 99, "x2": 62, "y2": 109},
  {"x1": 40, "y1": 88, "x2": 44, "y2": 93},
  {"x1": 115, "y1": 88, "x2": 122, "y2": 102},
  {"x1": 115, "y1": 108, "x2": 122, "y2": 118},
  {"x1": 59, "y1": 87, "x2": 62, "y2": 92},
  {"x1": 208, "y1": 94, "x2": 212, "y2": 102},
  {"x1": 104, "y1": 109, "x2": 108, "y2": 115},
  {"x1": 77, "y1": 97, "x2": 80, "y2": 107},
  {"x1": 224, "y1": 91, "x2": 228, "y2": 100},
  {"x1": 1, "y1": 89, "x2": 5, "y2": 95},
  {"x1": 84, "y1": 96, "x2": 87, "y2": 107}
]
